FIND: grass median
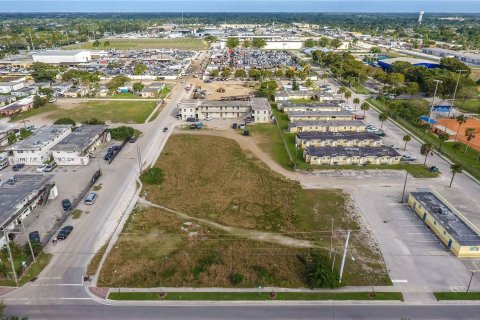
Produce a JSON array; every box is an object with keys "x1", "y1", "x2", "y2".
[
  {"x1": 109, "y1": 291, "x2": 403, "y2": 301},
  {"x1": 434, "y1": 292, "x2": 480, "y2": 300}
]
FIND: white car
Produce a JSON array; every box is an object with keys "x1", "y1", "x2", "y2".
[
  {"x1": 36, "y1": 164, "x2": 48, "y2": 173},
  {"x1": 205, "y1": 115, "x2": 213, "y2": 121}
]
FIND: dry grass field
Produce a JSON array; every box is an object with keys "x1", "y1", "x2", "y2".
[{"x1": 98, "y1": 135, "x2": 389, "y2": 287}]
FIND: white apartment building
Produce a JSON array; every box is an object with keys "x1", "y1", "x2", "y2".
[{"x1": 7, "y1": 125, "x2": 72, "y2": 165}]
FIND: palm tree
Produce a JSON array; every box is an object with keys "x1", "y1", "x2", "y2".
[
  {"x1": 338, "y1": 86, "x2": 346, "y2": 99},
  {"x1": 455, "y1": 114, "x2": 467, "y2": 141},
  {"x1": 451, "y1": 141, "x2": 462, "y2": 159},
  {"x1": 321, "y1": 73, "x2": 328, "y2": 84},
  {"x1": 438, "y1": 132, "x2": 449, "y2": 153},
  {"x1": 420, "y1": 143, "x2": 433, "y2": 165},
  {"x1": 464, "y1": 128, "x2": 476, "y2": 153},
  {"x1": 403, "y1": 134, "x2": 411, "y2": 150},
  {"x1": 360, "y1": 102, "x2": 370, "y2": 116},
  {"x1": 378, "y1": 112, "x2": 388, "y2": 129},
  {"x1": 449, "y1": 164, "x2": 463, "y2": 188},
  {"x1": 344, "y1": 91, "x2": 352, "y2": 103},
  {"x1": 353, "y1": 98, "x2": 360, "y2": 109}
]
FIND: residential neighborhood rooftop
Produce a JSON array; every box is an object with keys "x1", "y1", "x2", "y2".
[
  {"x1": 289, "y1": 120, "x2": 366, "y2": 128},
  {"x1": 51, "y1": 125, "x2": 107, "y2": 152},
  {"x1": 7, "y1": 125, "x2": 71, "y2": 151},
  {"x1": 297, "y1": 131, "x2": 381, "y2": 141},
  {"x1": 305, "y1": 145, "x2": 400, "y2": 157}
]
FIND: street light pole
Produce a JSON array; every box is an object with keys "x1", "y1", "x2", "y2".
[
  {"x1": 429, "y1": 79, "x2": 442, "y2": 121},
  {"x1": 339, "y1": 230, "x2": 351, "y2": 283},
  {"x1": 3, "y1": 230, "x2": 18, "y2": 285},
  {"x1": 400, "y1": 170, "x2": 409, "y2": 203},
  {"x1": 22, "y1": 223, "x2": 36, "y2": 262},
  {"x1": 449, "y1": 69, "x2": 467, "y2": 118}
]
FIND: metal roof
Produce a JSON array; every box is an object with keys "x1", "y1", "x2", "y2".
[
  {"x1": 7, "y1": 125, "x2": 71, "y2": 151},
  {"x1": 51, "y1": 125, "x2": 107, "y2": 152},
  {"x1": 305, "y1": 146, "x2": 400, "y2": 157},
  {"x1": 297, "y1": 131, "x2": 381, "y2": 141}
]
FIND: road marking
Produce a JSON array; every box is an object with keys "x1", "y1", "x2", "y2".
[{"x1": 391, "y1": 279, "x2": 408, "y2": 283}]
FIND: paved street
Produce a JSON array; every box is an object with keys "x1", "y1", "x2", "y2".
[{"x1": 6, "y1": 303, "x2": 480, "y2": 320}]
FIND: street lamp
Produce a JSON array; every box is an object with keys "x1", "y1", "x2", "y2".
[
  {"x1": 449, "y1": 69, "x2": 467, "y2": 118},
  {"x1": 429, "y1": 79, "x2": 443, "y2": 121},
  {"x1": 466, "y1": 270, "x2": 476, "y2": 294}
]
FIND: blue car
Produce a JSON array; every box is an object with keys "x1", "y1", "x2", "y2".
[{"x1": 12, "y1": 163, "x2": 25, "y2": 171}]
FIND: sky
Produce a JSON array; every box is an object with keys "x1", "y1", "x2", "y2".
[{"x1": 0, "y1": 0, "x2": 479, "y2": 13}]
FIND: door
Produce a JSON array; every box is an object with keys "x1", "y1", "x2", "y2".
[
  {"x1": 422, "y1": 213, "x2": 427, "y2": 221},
  {"x1": 447, "y1": 239, "x2": 453, "y2": 249}
]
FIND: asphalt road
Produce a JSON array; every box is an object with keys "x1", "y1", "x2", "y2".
[{"x1": 7, "y1": 303, "x2": 480, "y2": 320}]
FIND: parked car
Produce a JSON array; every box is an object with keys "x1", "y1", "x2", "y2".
[
  {"x1": 5, "y1": 177, "x2": 17, "y2": 185},
  {"x1": 104, "y1": 152, "x2": 113, "y2": 161},
  {"x1": 12, "y1": 163, "x2": 25, "y2": 171},
  {"x1": 401, "y1": 155, "x2": 417, "y2": 162},
  {"x1": 205, "y1": 115, "x2": 213, "y2": 121},
  {"x1": 354, "y1": 115, "x2": 365, "y2": 120},
  {"x1": 163, "y1": 127, "x2": 168, "y2": 132},
  {"x1": 29, "y1": 231, "x2": 40, "y2": 243},
  {"x1": 43, "y1": 161, "x2": 57, "y2": 172},
  {"x1": 231, "y1": 123, "x2": 237, "y2": 129},
  {"x1": 62, "y1": 199, "x2": 72, "y2": 211},
  {"x1": 239, "y1": 124, "x2": 245, "y2": 130},
  {"x1": 36, "y1": 164, "x2": 48, "y2": 173},
  {"x1": 186, "y1": 117, "x2": 196, "y2": 123},
  {"x1": 389, "y1": 145, "x2": 400, "y2": 149},
  {"x1": 57, "y1": 226, "x2": 73, "y2": 240},
  {"x1": 375, "y1": 130, "x2": 386, "y2": 137},
  {"x1": 84, "y1": 192, "x2": 98, "y2": 205},
  {"x1": 129, "y1": 135, "x2": 137, "y2": 143},
  {"x1": 108, "y1": 145, "x2": 121, "y2": 152},
  {"x1": 48, "y1": 98, "x2": 57, "y2": 103}
]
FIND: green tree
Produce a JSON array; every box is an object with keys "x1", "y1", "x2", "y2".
[
  {"x1": 360, "y1": 102, "x2": 370, "y2": 116},
  {"x1": 440, "y1": 57, "x2": 471, "y2": 76},
  {"x1": 226, "y1": 37, "x2": 240, "y2": 49},
  {"x1": 54, "y1": 117, "x2": 76, "y2": 126},
  {"x1": 438, "y1": 132, "x2": 450, "y2": 152},
  {"x1": 449, "y1": 164, "x2": 463, "y2": 188},
  {"x1": 292, "y1": 78, "x2": 300, "y2": 91},
  {"x1": 248, "y1": 69, "x2": 261, "y2": 80},
  {"x1": 403, "y1": 134, "x2": 411, "y2": 150},
  {"x1": 221, "y1": 69, "x2": 231, "y2": 78},
  {"x1": 304, "y1": 38, "x2": 316, "y2": 48},
  {"x1": 205, "y1": 35, "x2": 218, "y2": 43},
  {"x1": 39, "y1": 87, "x2": 54, "y2": 98},
  {"x1": 252, "y1": 38, "x2": 267, "y2": 48},
  {"x1": 378, "y1": 112, "x2": 388, "y2": 129},
  {"x1": 256, "y1": 80, "x2": 278, "y2": 101},
  {"x1": 103, "y1": 40, "x2": 110, "y2": 48},
  {"x1": 305, "y1": 79, "x2": 313, "y2": 88},
  {"x1": 330, "y1": 38, "x2": 342, "y2": 49},
  {"x1": 133, "y1": 63, "x2": 147, "y2": 75},
  {"x1": 92, "y1": 40, "x2": 101, "y2": 48},
  {"x1": 83, "y1": 118, "x2": 105, "y2": 125},
  {"x1": 274, "y1": 69, "x2": 284, "y2": 78},
  {"x1": 455, "y1": 114, "x2": 467, "y2": 141},
  {"x1": 107, "y1": 75, "x2": 130, "y2": 91},
  {"x1": 33, "y1": 95, "x2": 47, "y2": 108},
  {"x1": 132, "y1": 82, "x2": 144, "y2": 94},
  {"x1": 338, "y1": 86, "x2": 346, "y2": 99},
  {"x1": 353, "y1": 97, "x2": 360, "y2": 109},
  {"x1": 234, "y1": 69, "x2": 246, "y2": 78},
  {"x1": 464, "y1": 128, "x2": 476, "y2": 153},
  {"x1": 420, "y1": 143, "x2": 434, "y2": 165},
  {"x1": 387, "y1": 73, "x2": 405, "y2": 87},
  {"x1": 285, "y1": 69, "x2": 296, "y2": 79},
  {"x1": 451, "y1": 141, "x2": 462, "y2": 159},
  {"x1": 405, "y1": 82, "x2": 420, "y2": 97},
  {"x1": 209, "y1": 69, "x2": 219, "y2": 77},
  {"x1": 30, "y1": 62, "x2": 58, "y2": 82},
  {"x1": 370, "y1": 47, "x2": 382, "y2": 53},
  {"x1": 243, "y1": 39, "x2": 251, "y2": 48},
  {"x1": 344, "y1": 91, "x2": 352, "y2": 103},
  {"x1": 318, "y1": 37, "x2": 330, "y2": 48}
]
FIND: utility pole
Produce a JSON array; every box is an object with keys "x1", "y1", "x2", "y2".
[
  {"x1": 466, "y1": 271, "x2": 475, "y2": 294},
  {"x1": 329, "y1": 218, "x2": 334, "y2": 259},
  {"x1": 429, "y1": 79, "x2": 442, "y2": 121},
  {"x1": 339, "y1": 230, "x2": 351, "y2": 283},
  {"x1": 449, "y1": 69, "x2": 467, "y2": 118},
  {"x1": 4, "y1": 230, "x2": 18, "y2": 285},
  {"x1": 29, "y1": 32, "x2": 35, "y2": 51},
  {"x1": 400, "y1": 170, "x2": 409, "y2": 203},
  {"x1": 22, "y1": 223, "x2": 36, "y2": 262},
  {"x1": 136, "y1": 145, "x2": 142, "y2": 173}
]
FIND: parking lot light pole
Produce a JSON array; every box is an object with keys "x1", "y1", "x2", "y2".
[
  {"x1": 22, "y1": 223, "x2": 36, "y2": 262},
  {"x1": 400, "y1": 170, "x2": 409, "y2": 203},
  {"x1": 449, "y1": 70, "x2": 467, "y2": 118},
  {"x1": 3, "y1": 230, "x2": 18, "y2": 285},
  {"x1": 466, "y1": 271, "x2": 475, "y2": 294}
]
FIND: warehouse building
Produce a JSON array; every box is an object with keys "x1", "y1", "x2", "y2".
[
  {"x1": 287, "y1": 110, "x2": 354, "y2": 122},
  {"x1": 274, "y1": 90, "x2": 334, "y2": 102},
  {"x1": 0, "y1": 174, "x2": 58, "y2": 247},
  {"x1": 51, "y1": 125, "x2": 110, "y2": 166},
  {"x1": 7, "y1": 125, "x2": 72, "y2": 165},
  {"x1": 296, "y1": 131, "x2": 382, "y2": 148},
  {"x1": 377, "y1": 57, "x2": 439, "y2": 71},
  {"x1": 304, "y1": 146, "x2": 401, "y2": 165},
  {"x1": 408, "y1": 190, "x2": 480, "y2": 258},
  {"x1": 179, "y1": 98, "x2": 271, "y2": 123},
  {"x1": 422, "y1": 48, "x2": 480, "y2": 66},
  {"x1": 278, "y1": 101, "x2": 342, "y2": 112},
  {"x1": 288, "y1": 120, "x2": 366, "y2": 133},
  {"x1": 32, "y1": 50, "x2": 91, "y2": 64}
]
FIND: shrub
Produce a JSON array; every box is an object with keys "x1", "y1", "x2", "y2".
[
  {"x1": 305, "y1": 252, "x2": 340, "y2": 289},
  {"x1": 54, "y1": 117, "x2": 76, "y2": 126},
  {"x1": 140, "y1": 168, "x2": 164, "y2": 185},
  {"x1": 230, "y1": 273, "x2": 245, "y2": 285},
  {"x1": 82, "y1": 118, "x2": 105, "y2": 125},
  {"x1": 109, "y1": 126, "x2": 135, "y2": 140}
]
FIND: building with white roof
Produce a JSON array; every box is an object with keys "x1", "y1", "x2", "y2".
[{"x1": 32, "y1": 50, "x2": 91, "y2": 64}]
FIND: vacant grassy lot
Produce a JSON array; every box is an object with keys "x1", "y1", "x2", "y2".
[
  {"x1": 98, "y1": 135, "x2": 389, "y2": 288},
  {"x1": 66, "y1": 38, "x2": 208, "y2": 50},
  {"x1": 109, "y1": 291, "x2": 403, "y2": 301},
  {"x1": 11, "y1": 100, "x2": 157, "y2": 124}
]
